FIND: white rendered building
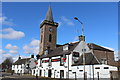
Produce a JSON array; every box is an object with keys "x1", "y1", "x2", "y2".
[
  {"x1": 32, "y1": 41, "x2": 117, "y2": 79},
  {"x1": 12, "y1": 55, "x2": 37, "y2": 74}
]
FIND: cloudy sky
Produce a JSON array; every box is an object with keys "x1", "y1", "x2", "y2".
[{"x1": 0, "y1": 2, "x2": 119, "y2": 63}]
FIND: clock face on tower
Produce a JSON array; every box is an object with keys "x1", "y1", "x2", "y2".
[{"x1": 49, "y1": 27, "x2": 53, "y2": 32}]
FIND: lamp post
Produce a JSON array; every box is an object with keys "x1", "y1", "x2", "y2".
[
  {"x1": 74, "y1": 17, "x2": 84, "y2": 36},
  {"x1": 74, "y1": 17, "x2": 86, "y2": 80}
]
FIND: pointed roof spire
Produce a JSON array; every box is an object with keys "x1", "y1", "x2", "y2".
[{"x1": 45, "y1": 5, "x2": 54, "y2": 22}]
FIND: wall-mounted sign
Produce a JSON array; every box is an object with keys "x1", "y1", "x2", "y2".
[
  {"x1": 51, "y1": 58, "x2": 60, "y2": 62},
  {"x1": 73, "y1": 52, "x2": 79, "y2": 57},
  {"x1": 42, "y1": 60, "x2": 49, "y2": 63}
]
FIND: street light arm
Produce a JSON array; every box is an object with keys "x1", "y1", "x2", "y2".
[
  {"x1": 74, "y1": 17, "x2": 84, "y2": 36},
  {"x1": 77, "y1": 19, "x2": 83, "y2": 24}
]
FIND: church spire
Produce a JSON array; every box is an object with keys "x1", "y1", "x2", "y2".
[{"x1": 45, "y1": 5, "x2": 54, "y2": 22}]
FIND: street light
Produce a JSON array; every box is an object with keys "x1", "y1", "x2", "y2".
[
  {"x1": 74, "y1": 17, "x2": 86, "y2": 80},
  {"x1": 74, "y1": 17, "x2": 84, "y2": 36}
]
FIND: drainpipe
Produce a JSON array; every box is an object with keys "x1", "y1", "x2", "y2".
[{"x1": 68, "y1": 55, "x2": 69, "y2": 79}]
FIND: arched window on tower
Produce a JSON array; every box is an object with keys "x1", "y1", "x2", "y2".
[{"x1": 49, "y1": 34, "x2": 52, "y2": 42}]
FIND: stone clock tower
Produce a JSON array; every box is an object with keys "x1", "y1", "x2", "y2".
[{"x1": 39, "y1": 6, "x2": 58, "y2": 55}]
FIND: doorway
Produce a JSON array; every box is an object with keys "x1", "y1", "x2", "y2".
[
  {"x1": 48, "y1": 69, "x2": 52, "y2": 77},
  {"x1": 60, "y1": 70, "x2": 64, "y2": 78},
  {"x1": 39, "y1": 70, "x2": 42, "y2": 76}
]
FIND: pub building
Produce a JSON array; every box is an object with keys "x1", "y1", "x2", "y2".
[{"x1": 31, "y1": 5, "x2": 118, "y2": 79}]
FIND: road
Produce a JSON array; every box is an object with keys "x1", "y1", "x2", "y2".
[{"x1": 0, "y1": 72, "x2": 72, "y2": 80}]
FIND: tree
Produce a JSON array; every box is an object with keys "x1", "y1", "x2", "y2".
[{"x1": 1, "y1": 57, "x2": 13, "y2": 71}]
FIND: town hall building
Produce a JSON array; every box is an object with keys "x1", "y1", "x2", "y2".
[{"x1": 31, "y1": 5, "x2": 118, "y2": 79}]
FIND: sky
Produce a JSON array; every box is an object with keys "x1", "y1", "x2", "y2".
[
  {"x1": 1, "y1": 0, "x2": 120, "y2": 2},
  {"x1": 0, "y1": 2, "x2": 119, "y2": 63}
]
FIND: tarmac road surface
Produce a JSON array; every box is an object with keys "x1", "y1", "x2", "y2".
[{"x1": 1, "y1": 72, "x2": 72, "y2": 80}]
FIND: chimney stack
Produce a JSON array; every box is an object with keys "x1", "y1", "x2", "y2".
[
  {"x1": 18, "y1": 56, "x2": 21, "y2": 60},
  {"x1": 79, "y1": 35, "x2": 85, "y2": 41},
  {"x1": 31, "y1": 54, "x2": 34, "y2": 58},
  {"x1": 36, "y1": 55, "x2": 40, "y2": 60}
]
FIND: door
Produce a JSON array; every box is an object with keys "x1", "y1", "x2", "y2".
[
  {"x1": 60, "y1": 70, "x2": 64, "y2": 78},
  {"x1": 39, "y1": 70, "x2": 42, "y2": 76},
  {"x1": 48, "y1": 69, "x2": 52, "y2": 77}
]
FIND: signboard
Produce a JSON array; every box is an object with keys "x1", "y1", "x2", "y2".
[
  {"x1": 42, "y1": 58, "x2": 61, "y2": 63},
  {"x1": 42, "y1": 60, "x2": 49, "y2": 63},
  {"x1": 51, "y1": 58, "x2": 60, "y2": 62},
  {"x1": 73, "y1": 52, "x2": 79, "y2": 57}
]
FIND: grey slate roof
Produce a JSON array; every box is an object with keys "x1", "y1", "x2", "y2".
[
  {"x1": 40, "y1": 42, "x2": 79, "y2": 58},
  {"x1": 13, "y1": 58, "x2": 31, "y2": 65},
  {"x1": 45, "y1": 5, "x2": 54, "y2": 22},
  {"x1": 87, "y1": 43, "x2": 113, "y2": 52},
  {"x1": 72, "y1": 53, "x2": 99, "y2": 66},
  {"x1": 40, "y1": 42, "x2": 113, "y2": 59}
]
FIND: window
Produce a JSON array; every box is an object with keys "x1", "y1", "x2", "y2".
[
  {"x1": 17, "y1": 70, "x2": 19, "y2": 73},
  {"x1": 49, "y1": 27, "x2": 53, "y2": 32},
  {"x1": 79, "y1": 70, "x2": 83, "y2": 72},
  {"x1": 63, "y1": 45, "x2": 69, "y2": 51},
  {"x1": 44, "y1": 49, "x2": 48, "y2": 55},
  {"x1": 49, "y1": 34, "x2": 52, "y2": 42},
  {"x1": 41, "y1": 28, "x2": 43, "y2": 33},
  {"x1": 101, "y1": 58, "x2": 107, "y2": 64},
  {"x1": 82, "y1": 49, "x2": 86, "y2": 52},
  {"x1": 20, "y1": 70, "x2": 22, "y2": 73},
  {"x1": 69, "y1": 70, "x2": 72, "y2": 72},
  {"x1": 26, "y1": 64, "x2": 29, "y2": 69},
  {"x1": 34, "y1": 70, "x2": 35, "y2": 74},
  {"x1": 41, "y1": 35, "x2": 43, "y2": 43},
  {"x1": 12, "y1": 65, "x2": 14, "y2": 68},
  {"x1": 17, "y1": 65, "x2": 18, "y2": 68},
  {"x1": 104, "y1": 67, "x2": 109, "y2": 69},
  {"x1": 95, "y1": 67, "x2": 100, "y2": 69}
]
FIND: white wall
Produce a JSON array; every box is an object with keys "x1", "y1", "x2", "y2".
[
  {"x1": 31, "y1": 41, "x2": 117, "y2": 79},
  {"x1": 32, "y1": 54, "x2": 118, "y2": 79},
  {"x1": 12, "y1": 64, "x2": 25, "y2": 74}
]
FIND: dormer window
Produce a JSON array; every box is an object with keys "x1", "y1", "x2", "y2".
[
  {"x1": 101, "y1": 58, "x2": 107, "y2": 64},
  {"x1": 44, "y1": 49, "x2": 48, "y2": 55},
  {"x1": 63, "y1": 45, "x2": 69, "y2": 51}
]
